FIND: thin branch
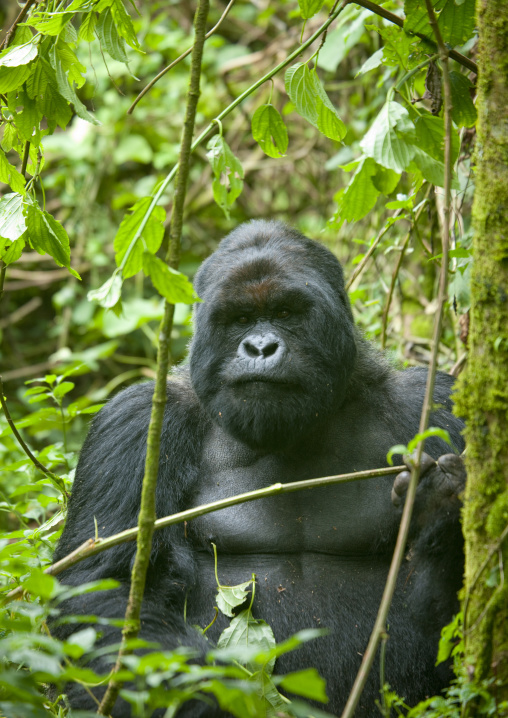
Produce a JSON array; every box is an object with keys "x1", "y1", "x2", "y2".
[
  {"x1": 349, "y1": 0, "x2": 477, "y2": 74},
  {"x1": 0, "y1": 261, "x2": 6, "y2": 302},
  {"x1": 346, "y1": 210, "x2": 403, "y2": 291},
  {"x1": 97, "y1": 1, "x2": 210, "y2": 714},
  {"x1": 0, "y1": 378, "x2": 68, "y2": 496},
  {"x1": 4, "y1": 464, "x2": 405, "y2": 602},
  {"x1": 128, "y1": 0, "x2": 236, "y2": 115},
  {"x1": 117, "y1": 4, "x2": 348, "y2": 269},
  {"x1": 381, "y1": 194, "x2": 430, "y2": 349},
  {"x1": 340, "y1": 2, "x2": 454, "y2": 713},
  {"x1": 0, "y1": 0, "x2": 38, "y2": 51}
]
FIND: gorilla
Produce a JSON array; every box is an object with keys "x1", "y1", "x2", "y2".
[{"x1": 52, "y1": 220, "x2": 465, "y2": 716}]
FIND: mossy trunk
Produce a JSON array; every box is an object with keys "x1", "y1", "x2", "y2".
[{"x1": 454, "y1": 0, "x2": 508, "y2": 702}]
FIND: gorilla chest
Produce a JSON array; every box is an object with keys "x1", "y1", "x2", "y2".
[{"x1": 188, "y1": 426, "x2": 394, "y2": 556}]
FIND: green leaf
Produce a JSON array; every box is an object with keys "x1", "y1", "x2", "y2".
[
  {"x1": 53, "y1": 381, "x2": 75, "y2": 398},
  {"x1": 37, "y1": 82, "x2": 73, "y2": 132},
  {"x1": 0, "y1": 149, "x2": 26, "y2": 194},
  {"x1": 206, "y1": 135, "x2": 244, "y2": 219},
  {"x1": 0, "y1": 62, "x2": 33, "y2": 93},
  {"x1": 142, "y1": 253, "x2": 197, "y2": 304},
  {"x1": 251, "y1": 105, "x2": 288, "y2": 158},
  {"x1": 0, "y1": 40, "x2": 38, "y2": 67},
  {"x1": 449, "y1": 71, "x2": 476, "y2": 128},
  {"x1": 78, "y1": 11, "x2": 99, "y2": 42},
  {"x1": 360, "y1": 100, "x2": 415, "y2": 173},
  {"x1": 25, "y1": 201, "x2": 79, "y2": 275},
  {"x1": 217, "y1": 609, "x2": 276, "y2": 673},
  {"x1": 28, "y1": 11, "x2": 73, "y2": 36},
  {"x1": 0, "y1": 237, "x2": 25, "y2": 265},
  {"x1": 335, "y1": 157, "x2": 380, "y2": 225},
  {"x1": 22, "y1": 569, "x2": 58, "y2": 599},
  {"x1": 216, "y1": 579, "x2": 253, "y2": 618},
  {"x1": 110, "y1": 0, "x2": 141, "y2": 51},
  {"x1": 355, "y1": 48, "x2": 384, "y2": 77},
  {"x1": 298, "y1": 0, "x2": 325, "y2": 19},
  {"x1": 114, "y1": 197, "x2": 165, "y2": 278},
  {"x1": 285, "y1": 64, "x2": 346, "y2": 141},
  {"x1": 87, "y1": 272, "x2": 123, "y2": 308},
  {"x1": 0, "y1": 193, "x2": 26, "y2": 240},
  {"x1": 278, "y1": 668, "x2": 328, "y2": 703},
  {"x1": 410, "y1": 147, "x2": 460, "y2": 189},
  {"x1": 404, "y1": 0, "x2": 475, "y2": 47},
  {"x1": 14, "y1": 89, "x2": 42, "y2": 143},
  {"x1": 366, "y1": 24, "x2": 417, "y2": 70},
  {"x1": 96, "y1": 8, "x2": 129, "y2": 64},
  {"x1": 50, "y1": 42, "x2": 99, "y2": 125}
]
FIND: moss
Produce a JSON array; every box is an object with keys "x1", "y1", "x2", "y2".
[{"x1": 485, "y1": 490, "x2": 508, "y2": 538}]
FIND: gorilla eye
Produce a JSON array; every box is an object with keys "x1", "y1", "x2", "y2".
[
  {"x1": 276, "y1": 309, "x2": 290, "y2": 319},
  {"x1": 236, "y1": 315, "x2": 250, "y2": 325}
]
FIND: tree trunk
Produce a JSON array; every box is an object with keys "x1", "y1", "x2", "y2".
[{"x1": 454, "y1": 0, "x2": 508, "y2": 705}]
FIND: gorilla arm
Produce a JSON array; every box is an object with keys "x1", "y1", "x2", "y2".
[{"x1": 50, "y1": 378, "x2": 210, "y2": 715}]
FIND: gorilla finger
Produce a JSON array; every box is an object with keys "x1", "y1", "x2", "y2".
[
  {"x1": 403, "y1": 451, "x2": 436, "y2": 477},
  {"x1": 392, "y1": 470, "x2": 411, "y2": 506},
  {"x1": 436, "y1": 453, "x2": 466, "y2": 492}
]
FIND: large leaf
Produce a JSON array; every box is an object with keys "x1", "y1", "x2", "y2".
[
  {"x1": 217, "y1": 609, "x2": 276, "y2": 674},
  {"x1": 0, "y1": 150, "x2": 26, "y2": 194},
  {"x1": 206, "y1": 135, "x2": 244, "y2": 219},
  {"x1": 449, "y1": 71, "x2": 476, "y2": 128},
  {"x1": 114, "y1": 197, "x2": 165, "y2": 278},
  {"x1": 251, "y1": 105, "x2": 288, "y2": 158},
  {"x1": 298, "y1": 0, "x2": 325, "y2": 19},
  {"x1": 142, "y1": 253, "x2": 197, "y2": 305},
  {"x1": 404, "y1": 0, "x2": 475, "y2": 47},
  {"x1": 335, "y1": 157, "x2": 380, "y2": 225},
  {"x1": 0, "y1": 40, "x2": 38, "y2": 67},
  {"x1": 25, "y1": 200, "x2": 79, "y2": 276},
  {"x1": 0, "y1": 193, "x2": 26, "y2": 240},
  {"x1": 285, "y1": 64, "x2": 346, "y2": 141},
  {"x1": 96, "y1": 8, "x2": 129, "y2": 64},
  {"x1": 360, "y1": 100, "x2": 415, "y2": 172}
]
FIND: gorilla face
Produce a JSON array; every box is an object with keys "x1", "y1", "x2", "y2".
[{"x1": 190, "y1": 221, "x2": 357, "y2": 450}]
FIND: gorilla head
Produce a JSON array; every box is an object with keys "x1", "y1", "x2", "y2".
[{"x1": 190, "y1": 220, "x2": 357, "y2": 450}]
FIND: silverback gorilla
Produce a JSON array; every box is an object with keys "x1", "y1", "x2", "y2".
[{"x1": 53, "y1": 220, "x2": 465, "y2": 716}]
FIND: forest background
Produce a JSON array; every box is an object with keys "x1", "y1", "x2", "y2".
[{"x1": 0, "y1": 0, "x2": 506, "y2": 716}]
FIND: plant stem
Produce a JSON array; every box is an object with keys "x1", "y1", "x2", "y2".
[
  {"x1": 339, "y1": 1, "x2": 453, "y2": 713},
  {"x1": 96, "y1": 1, "x2": 210, "y2": 714},
  {"x1": 128, "y1": 0, "x2": 236, "y2": 115},
  {"x1": 349, "y1": 0, "x2": 477, "y2": 74},
  {"x1": 5, "y1": 464, "x2": 404, "y2": 602}
]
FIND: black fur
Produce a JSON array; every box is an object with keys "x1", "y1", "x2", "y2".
[{"x1": 52, "y1": 220, "x2": 465, "y2": 716}]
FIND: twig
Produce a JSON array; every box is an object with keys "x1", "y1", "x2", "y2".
[
  {"x1": 127, "y1": 0, "x2": 236, "y2": 114},
  {"x1": 340, "y1": 2, "x2": 454, "y2": 714},
  {"x1": 348, "y1": 0, "x2": 477, "y2": 74},
  {"x1": 0, "y1": 378, "x2": 68, "y2": 496},
  {"x1": 117, "y1": 4, "x2": 348, "y2": 269},
  {"x1": 0, "y1": 0, "x2": 38, "y2": 51},
  {"x1": 4, "y1": 464, "x2": 405, "y2": 602},
  {"x1": 97, "y1": 1, "x2": 210, "y2": 714},
  {"x1": 21, "y1": 142, "x2": 30, "y2": 178},
  {"x1": 0, "y1": 297, "x2": 42, "y2": 329}
]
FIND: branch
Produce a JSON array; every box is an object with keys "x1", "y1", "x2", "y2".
[
  {"x1": 0, "y1": 0, "x2": 38, "y2": 51},
  {"x1": 128, "y1": 0, "x2": 236, "y2": 115},
  {"x1": 4, "y1": 464, "x2": 404, "y2": 602},
  {"x1": 117, "y1": 3, "x2": 348, "y2": 265},
  {"x1": 97, "y1": 1, "x2": 210, "y2": 714},
  {"x1": 349, "y1": 0, "x2": 477, "y2": 74},
  {"x1": 340, "y1": 2, "x2": 454, "y2": 713}
]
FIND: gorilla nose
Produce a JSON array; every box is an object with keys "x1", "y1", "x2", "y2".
[{"x1": 238, "y1": 333, "x2": 284, "y2": 362}]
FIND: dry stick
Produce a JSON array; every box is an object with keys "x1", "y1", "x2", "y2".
[
  {"x1": 96, "y1": 1, "x2": 210, "y2": 714},
  {"x1": 340, "y1": 1, "x2": 453, "y2": 714},
  {"x1": 128, "y1": 0, "x2": 236, "y2": 115},
  {"x1": 349, "y1": 0, "x2": 477, "y2": 74},
  {"x1": 4, "y1": 464, "x2": 404, "y2": 602},
  {"x1": 0, "y1": 377, "x2": 67, "y2": 496}
]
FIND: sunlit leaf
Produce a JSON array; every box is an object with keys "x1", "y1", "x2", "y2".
[
  {"x1": 142, "y1": 253, "x2": 197, "y2": 305},
  {"x1": 251, "y1": 105, "x2": 288, "y2": 158}
]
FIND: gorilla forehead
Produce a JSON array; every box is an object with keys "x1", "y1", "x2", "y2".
[{"x1": 194, "y1": 220, "x2": 348, "y2": 305}]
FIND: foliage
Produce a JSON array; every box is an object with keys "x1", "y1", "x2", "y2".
[{"x1": 0, "y1": 0, "x2": 480, "y2": 715}]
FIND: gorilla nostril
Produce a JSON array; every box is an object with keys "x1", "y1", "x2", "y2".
[
  {"x1": 262, "y1": 342, "x2": 279, "y2": 358},
  {"x1": 243, "y1": 341, "x2": 261, "y2": 358}
]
